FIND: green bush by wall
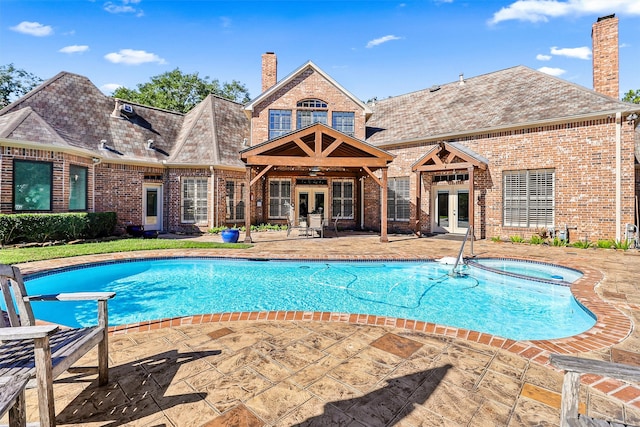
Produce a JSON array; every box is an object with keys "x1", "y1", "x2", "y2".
[{"x1": 0, "y1": 212, "x2": 117, "y2": 245}]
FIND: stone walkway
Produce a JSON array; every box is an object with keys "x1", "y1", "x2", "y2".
[{"x1": 4, "y1": 230, "x2": 640, "y2": 426}]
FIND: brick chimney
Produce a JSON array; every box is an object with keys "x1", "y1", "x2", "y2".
[
  {"x1": 261, "y1": 52, "x2": 277, "y2": 93},
  {"x1": 592, "y1": 14, "x2": 619, "y2": 99}
]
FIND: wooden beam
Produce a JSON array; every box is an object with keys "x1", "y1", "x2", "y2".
[
  {"x1": 245, "y1": 155, "x2": 388, "y2": 168},
  {"x1": 244, "y1": 167, "x2": 252, "y2": 243},
  {"x1": 250, "y1": 165, "x2": 272, "y2": 186},
  {"x1": 468, "y1": 166, "x2": 474, "y2": 239},
  {"x1": 414, "y1": 171, "x2": 421, "y2": 235},
  {"x1": 321, "y1": 138, "x2": 343, "y2": 157},
  {"x1": 380, "y1": 168, "x2": 389, "y2": 243},
  {"x1": 363, "y1": 166, "x2": 382, "y2": 187},
  {"x1": 414, "y1": 162, "x2": 475, "y2": 172},
  {"x1": 293, "y1": 138, "x2": 315, "y2": 157}
]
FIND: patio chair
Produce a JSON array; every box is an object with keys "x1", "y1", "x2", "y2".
[
  {"x1": 0, "y1": 264, "x2": 115, "y2": 427},
  {"x1": 0, "y1": 374, "x2": 29, "y2": 427},
  {"x1": 307, "y1": 213, "x2": 324, "y2": 238},
  {"x1": 549, "y1": 354, "x2": 640, "y2": 427}
]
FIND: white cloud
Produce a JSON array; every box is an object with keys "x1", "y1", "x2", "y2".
[
  {"x1": 536, "y1": 54, "x2": 552, "y2": 61},
  {"x1": 538, "y1": 66, "x2": 566, "y2": 76},
  {"x1": 10, "y1": 21, "x2": 53, "y2": 36},
  {"x1": 104, "y1": 0, "x2": 144, "y2": 17},
  {"x1": 550, "y1": 46, "x2": 591, "y2": 59},
  {"x1": 366, "y1": 35, "x2": 402, "y2": 48},
  {"x1": 101, "y1": 83, "x2": 123, "y2": 94},
  {"x1": 490, "y1": 0, "x2": 640, "y2": 25},
  {"x1": 104, "y1": 49, "x2": 166, "y2": 65},
  {"x1": 59, "y1": 45, "x2": 89, "y2": 54}
]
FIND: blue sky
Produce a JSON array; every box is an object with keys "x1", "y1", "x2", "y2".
[{"x1": 2, "y1": 0, "x2": 640, "y2": 103}]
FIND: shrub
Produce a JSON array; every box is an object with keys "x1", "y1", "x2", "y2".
[
  {"x1": 528, "y1": 235, "x2": 546, "y2": 245},
  {"x1": 596, "y1": 239, "x2": 614, "y2": 249},
  {"x1": 490, "y1": 236, "x2": 502, "y2": 242},
  {"x1": 612, "y1": 239, "x2": 631, "y2": 250},
  {"x1": 0, "y1": 212, "x2": 116, "y2": 245},
  {"x1": 551, "y1": 237, "x2": 567, "y2": 247},
  {"x1": 571, "y1": 239, "x2": 593, "y2": 249},
  {"x1": 509, "y1": 235, "x2": 525, "y2": 243}
]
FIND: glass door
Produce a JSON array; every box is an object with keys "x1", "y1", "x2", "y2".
[
  {"x1": 432, "y1": 186, "x2": 469, "y2": 234},
  {"x1": 144, "y1": 184, "x2": 162, "y2": 231}
]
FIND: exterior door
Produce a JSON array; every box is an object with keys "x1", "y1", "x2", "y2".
[
  {"x1": 296, "y1": 187, "x2": 327, "y2": 225},
  {"x1": 432, "y1": 186, "x2": 469, "y2": 234},
  {"x1": 143, "y1": 184, "x2": 163, "y2": 231}
]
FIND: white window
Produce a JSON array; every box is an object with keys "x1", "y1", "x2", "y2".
[
  {"x1": 226, "y1": 179, "x2": 245, "y2": 221},
  {"x1": 269, "y1": 110, "x2": 291, "y2": 139},
  {"x1": 387, "y1": 177, "x2": 410, "y2": 221},
  {"x1": 332, "y1": 179, "x2": 354, "y2": 219},
  {"x1": 181, "y1": 178, "x2": 208, "y2": 224},
  {"x1": 332, "y1": 112, "x2": 355, "y2": 136},
  {"x1": 503, "y1": 169, "x2": 555, "y2": 228},
  {"x1": 269, "y1": 179, "x2": 291, "y2": 218}
]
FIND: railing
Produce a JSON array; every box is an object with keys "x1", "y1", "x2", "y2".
[{"x1": 450, "y1": 225, "x2": 474, "y2": 276}]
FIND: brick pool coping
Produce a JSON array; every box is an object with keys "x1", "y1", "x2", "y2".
[{"x1": 21, "y1": 252, "x2": 640, "y2": 409}]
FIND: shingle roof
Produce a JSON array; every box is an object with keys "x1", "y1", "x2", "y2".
[
  {"x1": 365, "y1": 65, "x2": 635, "y2": 146},
  {"x1": 0, "y1": 72, "x2": 249, "y2": 166},
  {"x1": 170, "y1": 95, "x2": 248, "y2": 166}
]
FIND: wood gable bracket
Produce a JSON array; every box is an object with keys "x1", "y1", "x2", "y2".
[{"x1": 411, "y1": 142, "x2": 487, "y2": 173}]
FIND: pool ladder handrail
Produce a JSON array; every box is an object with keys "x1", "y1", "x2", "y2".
[{"x1": 450, "y1": 226, "x2": 474, "y2": 276}]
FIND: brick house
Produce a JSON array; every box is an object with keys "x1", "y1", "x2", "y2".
[{"x1": 1, "y1": 15, "x2": 638, "y2": 243}]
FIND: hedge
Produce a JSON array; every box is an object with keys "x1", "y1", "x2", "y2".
[{"x1": 0, "y1": 212, "x2": 117, "y2": 245}]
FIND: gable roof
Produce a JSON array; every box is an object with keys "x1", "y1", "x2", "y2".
[
  {"x1": 366, "y1": 65, "x2": 638, "y2": 146},
  {"x1": 243, "y1": 61, "x2": 372, "y2": 119},
  {"x1": 240, "y1": 122, "x2": 393, "y2": 169}
]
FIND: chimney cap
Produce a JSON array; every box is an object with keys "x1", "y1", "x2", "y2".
[
  {"x1": 597, "y1": 14, "x2": 615, "y2": 22},
  {"x1": 265, "y1": 51, "x2": 275, "y2": 55}
]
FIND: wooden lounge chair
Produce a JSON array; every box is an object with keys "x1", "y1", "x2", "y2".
[
  {"x1": 0, "y1": 265, "x2": 115, "y2": 427},
  {"x1": 549, "y1": 354, "x2": 640, "y2": 427},
  {"x1": 0, "y1": 374, "x2": 29, "y2": 427}
]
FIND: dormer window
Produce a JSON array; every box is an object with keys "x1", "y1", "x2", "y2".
[{"x1": 297, "y1": 99, "x2": 328, "y2": 129}]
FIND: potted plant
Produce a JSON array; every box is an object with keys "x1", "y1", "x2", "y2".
[{"x1": 221, "y1": 227, "x2": 240, "y2": 243}]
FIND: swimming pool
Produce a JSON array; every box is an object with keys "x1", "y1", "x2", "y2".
[{"x1": 23, "y1": 258, "x2": 595, "y2": 341}]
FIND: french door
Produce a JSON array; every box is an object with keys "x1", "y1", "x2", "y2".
[{"x1": 432, "y1": 185, "x2": 469, "y2": 234}]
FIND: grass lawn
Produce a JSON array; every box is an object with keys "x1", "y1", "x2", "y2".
[{"x1": 0, "y1": 239, "x2": 252, "y2": 265}]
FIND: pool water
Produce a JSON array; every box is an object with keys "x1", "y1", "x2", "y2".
[
  {"x1": 469, "y1": 258, "x2": 583, "y2": 283},
  {"x1": 24, "y1": 258, "x2": 595, "y2": 341}
]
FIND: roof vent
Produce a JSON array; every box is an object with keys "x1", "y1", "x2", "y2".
[
  {"x1": 121, "y1": 104, "x2": 135, "y2": 117},
  {"x1": 429, "y1": 85, "x2": 441, "y2": 92}
]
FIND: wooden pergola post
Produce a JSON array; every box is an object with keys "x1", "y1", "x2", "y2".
[
  {"x1": 243, "y1": 166, "x2": 252, "y2": 243},
  {"x1": 468, "y1": 166, "x2": 474, "y2": 239},
  {"x1": 380, "y1": 168, "x2": 388, "y2": 243},
  {"x1": 414, "y1": 170, "x2": 421, "y2": 236}
]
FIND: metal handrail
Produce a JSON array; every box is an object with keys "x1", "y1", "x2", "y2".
[{"x1": 450, "y1": 225, "x2": 473, "y2": 276}]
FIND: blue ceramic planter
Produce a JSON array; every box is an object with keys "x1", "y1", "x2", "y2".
[{"x1": 221, "y1": 229, "x2": 240, "y2": 243}]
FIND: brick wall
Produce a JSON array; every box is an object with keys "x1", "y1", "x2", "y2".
[
  {"x1": 251, "y1": 68, "x2": 367, "y2": 144},
  {"x1": 382, "y1": 117, "x2": 636, "y2": 241},
  {"x1": 0, "y1": 146, "x2": 95, "y2": 214},
  {"x1": 592, "y1": 15, "x2": 619, "y2": 98}
]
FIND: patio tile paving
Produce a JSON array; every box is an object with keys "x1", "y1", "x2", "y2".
[{"x1": 3, "y1": 231, "x2": 640, "y2": 426}]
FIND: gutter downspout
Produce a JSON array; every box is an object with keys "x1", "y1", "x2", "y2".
[
  {"x1": 615, "y1": 112, "x2": 621, "y2": 242},
  {"x1": 210, "y1": 166, "x2": 215, "y2": 228}
]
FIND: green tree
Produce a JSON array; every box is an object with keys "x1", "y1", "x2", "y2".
[
  {"x1": 622, "y1": 89, "x2": 640, "y2": 104},
  {"x1": 112, "y1": 68, "x2": 251, "y2": 113},
  {"x1": 0, "y1": 64, "x2": 43, "y2": 108}
]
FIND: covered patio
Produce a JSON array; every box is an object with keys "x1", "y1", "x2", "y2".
[{"x1": 239, "y1": 123, "x2": 394, "y2": 242}]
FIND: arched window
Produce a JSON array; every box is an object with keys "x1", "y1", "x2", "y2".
[{"x1": 297, "y1": 99, "x2": 328, "y2": 128}]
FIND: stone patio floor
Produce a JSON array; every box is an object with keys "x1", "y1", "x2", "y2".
[{"x1": 4, "y1": 230, "x2": 640, "y2": 426}]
